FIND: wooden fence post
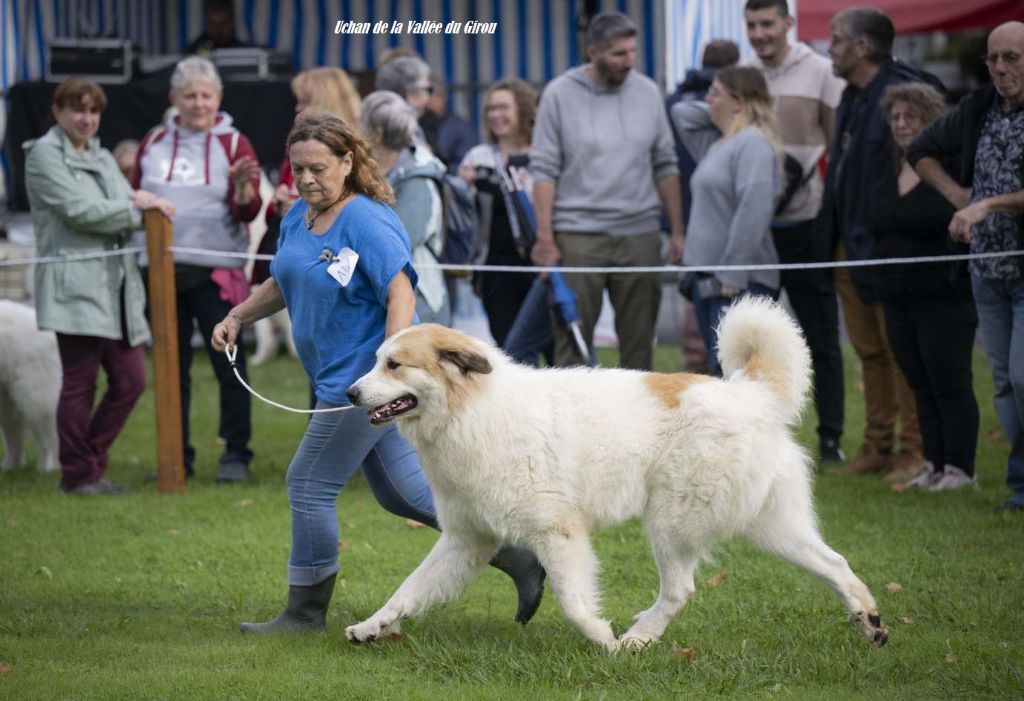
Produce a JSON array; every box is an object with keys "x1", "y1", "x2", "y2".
[{"x1": 144, "y1": 210, "x2": 185, "y2": 494}]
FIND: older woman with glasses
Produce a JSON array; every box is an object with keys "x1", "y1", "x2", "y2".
[
  {"x1": 362, "y1": 90, "x2": 450, "y2": 326},
  {"x1": 374, "y1": 55, "x2": 433, "y2": 116},
  {"x1": 870, "y1": 82, "x2": 979, "y2": 490}
]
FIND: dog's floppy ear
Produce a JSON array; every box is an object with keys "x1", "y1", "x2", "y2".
[{"x1": 438, "y1": 348, "x2": 492, "y2": 376}]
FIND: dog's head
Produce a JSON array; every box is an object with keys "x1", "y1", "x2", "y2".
[{"x1": 346, "y1": 324, "x2": 494, "y2": 426}]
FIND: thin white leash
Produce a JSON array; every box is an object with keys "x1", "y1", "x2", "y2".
[{"x1": 224, "y1": 345, "x2": 357, "y2": 414}]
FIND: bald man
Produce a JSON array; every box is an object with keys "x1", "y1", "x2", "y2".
[{"x1": 908, "y1": 21, "x2": 1024, "y2": 512}]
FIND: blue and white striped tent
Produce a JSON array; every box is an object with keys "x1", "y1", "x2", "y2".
[{"x1": 2, "y1": 0, "x2": 761, "y2": 204}]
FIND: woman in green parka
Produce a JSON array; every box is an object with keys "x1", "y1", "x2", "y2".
[{"x1": 23, "y1": 76, "x2": 174, "y2": 494}]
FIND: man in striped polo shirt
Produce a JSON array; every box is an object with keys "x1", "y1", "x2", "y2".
[{"x1": 744, "y1": 0, "x2": 848, "y2": 465}]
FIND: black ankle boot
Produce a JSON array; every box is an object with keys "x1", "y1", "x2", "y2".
[
  {"x1": 239, "y1": 574, "x2": 336, "y2": 634},
  {"x1": 489, "y1": 545, "x2": 546, "y2": 625}
]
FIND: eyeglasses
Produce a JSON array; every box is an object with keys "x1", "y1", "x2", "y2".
[
  {"x1": 887, "y1": 110, "x2": 922, "y2": 125},
  {"x1": 983, "y1": 51, "x2": 1022, "y2": 68},
  {"x1": 415, "y1": 84, "x2": 435, "y2": 95}
]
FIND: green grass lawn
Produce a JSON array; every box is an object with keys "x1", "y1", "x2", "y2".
[{"x1": 1, "y1": 344, "x2": 1022, "y2": 700}]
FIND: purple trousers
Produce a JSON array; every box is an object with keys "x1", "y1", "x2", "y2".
[{"x1": 55, "y1": 333, "x2": 145, "y2": 490}]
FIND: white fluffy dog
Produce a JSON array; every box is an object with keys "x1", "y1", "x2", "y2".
[
  {"x1": 344, "y1": 297, "x2": 887, "y2": 651},
  {"x1": 0, "y1": 300, "x2": 60, "y2": 472}
]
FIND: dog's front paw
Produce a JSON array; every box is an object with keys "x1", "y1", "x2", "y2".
[{"x1": 345, "y1": 616, "x2": 400, "y2": 643}]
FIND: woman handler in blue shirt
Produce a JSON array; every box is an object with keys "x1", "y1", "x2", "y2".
[{"x1": 212, "y1": 110, "x2": 544, "y2": 634}]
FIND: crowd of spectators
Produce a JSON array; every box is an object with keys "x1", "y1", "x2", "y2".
[{"x1": 16, "y1": 4, "x2": 1024, "y2": 516}]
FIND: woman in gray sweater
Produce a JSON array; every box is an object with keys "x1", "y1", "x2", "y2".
[{"x1": 676, "y1": 66, "x2": 783, "y2": 375}]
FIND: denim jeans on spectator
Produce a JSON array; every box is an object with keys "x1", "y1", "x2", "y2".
[
  {"x1": 693, "y1": 283, "x2": 777, "y2": 377},
  {"x1": 286, "y1": 401, "x2": 437, "y2": 586},
  {"x1": 503, "y1": 277, "x2": 559, "y2": 366},
  {"x1": 971, "y1": 274, "x2": 1024, "y2": 503}
]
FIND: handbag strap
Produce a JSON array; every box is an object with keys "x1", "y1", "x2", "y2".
[{"x1": 493, "y1": 147, "x2": 529, "y2": 249}]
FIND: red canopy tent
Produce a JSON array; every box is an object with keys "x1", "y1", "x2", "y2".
[{"x1": 796, "y1": 0, "x2": 1024, "y2": 39}]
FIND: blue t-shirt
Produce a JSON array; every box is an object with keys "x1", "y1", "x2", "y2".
[{"x1": 270, "y1": 195, "x2": 418, "y2": 405}]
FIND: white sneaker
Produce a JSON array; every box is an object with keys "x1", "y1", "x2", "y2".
[
  {"x1": 929, "y1": 465, "x2": 978, "y2": 491},
  {"x1": 906, "y1": 460, "x2": 942, "y2": 488}
]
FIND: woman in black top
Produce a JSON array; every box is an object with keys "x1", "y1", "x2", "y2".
[
  {"x1": 458, "y1": 79, "x2": 539, "y2": 347},
  {"x1": 869, "y1": 83, "x2": 979, "y2": 489}
]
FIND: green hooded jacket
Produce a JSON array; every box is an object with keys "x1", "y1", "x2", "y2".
[{"x1": 23, "y1": 126, "x2": 150, "y2": 346}]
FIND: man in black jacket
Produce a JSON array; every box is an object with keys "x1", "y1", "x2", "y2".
[
  {"x1": 908, "y1": 21, "x2": 1024, "y2": 512},
  {"x1": 821, "y1": 7, "x2": 943, "y2": 479}
]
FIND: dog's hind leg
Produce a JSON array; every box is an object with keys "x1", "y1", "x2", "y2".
[
  {"x1": 533, "y1": 530, "x2": 618, "y2": 652},
  {"x1": 619, "y1": 530, "x2": 701, "y2": 650},
  {"x1": 346, "y1": 530, "x2": 495, "y2": 643},
  {"x1": 745, "y1": 502, "x2": 888, "y2": 647}
]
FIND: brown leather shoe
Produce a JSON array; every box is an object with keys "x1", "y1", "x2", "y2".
[
  {"x1": 885, "y1": 450, "x2": 924, "y2": 482},
  {"x1": 828, "y1": 447, "x2": 893, "y2": 475}
]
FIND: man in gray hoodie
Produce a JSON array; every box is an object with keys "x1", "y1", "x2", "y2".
[{"x1": 530, "y1": 11, "x2": 684, "y2": 370}]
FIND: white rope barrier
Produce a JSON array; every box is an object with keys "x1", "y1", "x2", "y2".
[
  {"x1": 224, "y1": 345, "x2": 357, "y2": 415},
  {"x1": 2, "y1": 244, "x2": 1015, "y2": 274},
  {"x1": 3, "y1": 244, "x2": 1022, "y2": 274},
  {"x1": 0, "y1": 246, "x2": 145, "y2": 267}
]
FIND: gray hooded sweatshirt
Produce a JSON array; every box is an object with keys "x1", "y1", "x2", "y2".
[{"x1": 530, "y1": 66, "x2": 678, "y2": 235}]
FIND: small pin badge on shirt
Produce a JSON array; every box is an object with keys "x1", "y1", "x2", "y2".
[{"x1": 318, "y1": 248, "x2": 335, "y2": 263}]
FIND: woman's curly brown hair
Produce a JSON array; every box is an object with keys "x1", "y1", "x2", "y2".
[{"x1": 287, "y1": 110, "x2": 395, "y2": 206}]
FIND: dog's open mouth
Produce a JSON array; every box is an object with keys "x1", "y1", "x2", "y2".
[{"x1": 368, "y1": 395, "x2": 418, "y2": 424}]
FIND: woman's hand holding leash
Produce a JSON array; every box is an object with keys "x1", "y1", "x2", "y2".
[{"x1": 211, "y1": 312, "x2": 243, "y2": 353}]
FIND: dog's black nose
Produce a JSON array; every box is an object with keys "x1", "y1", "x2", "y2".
[{"x1": 346, "y1": 386, "x2": 360, "y2": 405}]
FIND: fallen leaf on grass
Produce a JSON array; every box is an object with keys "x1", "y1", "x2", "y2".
[
  {"x1": 885, "y1": 582, "x2": 903, "y2": 592},
  {"x1": 234, "y1": 499, "x2": 254, "y2": 508},
  {"x1": 985, "y1": 428, "x2": 1002, "y2": 442},
  {"x1": 670, "y1": 646, "x2": 697, "y2": 661},
  {"x1": 5, "y1": 517, "x2": 17, "y2": 527},
  {"x1": 707, "y1": 572, "x2": 727, "y2": 586},
  {"x1": 890, "y1": 482, "x2": 908, "y2": 493},
  {"x1": 337, "y1": 539, "x2": 349, "y2": 551},
  {"x1": 384, "y1": 632, "x2": 405, "y2": 643},
  {"x1": 168, "y1": 528, "x2": 182, "y2": 536},
  {"x1": 945, "y1": 654, "x2": 956, "y2": 663},
  {"x1": 900, "y1": 616, "x2": 913, "y2": 625},
  {"x1": 405, "y1": 519, "x2": 428, "y2": 529},
  {"x1": 37, "y1": 566, "x2": 52, "y2": 578},
  {"x1": 0, "y1": 662, "x2": 10, "y2": 675}
]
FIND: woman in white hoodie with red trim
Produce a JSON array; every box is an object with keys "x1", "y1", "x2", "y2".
[{"x1": 134, "y1": 56, "x2": 262, "y2": 483}]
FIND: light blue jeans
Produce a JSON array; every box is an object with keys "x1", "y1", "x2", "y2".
[
  {"x1": 286, "y1": 400, "x2": 437, "y2": 585},
  {"x1": 971, "y1": 274, "x2": 1024, "y2": 504},
  {"x1": 692, "y1": 282, "x2": 778, "y2": 377}
]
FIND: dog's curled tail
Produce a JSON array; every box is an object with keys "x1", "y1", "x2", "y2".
[{"x1": 716, "y1": 296, "x2": 812, "y2": 423}]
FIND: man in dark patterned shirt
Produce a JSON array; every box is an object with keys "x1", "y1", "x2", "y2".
[{"x1": 908, "y1": 21, "x2": 1024, "y2": 512}]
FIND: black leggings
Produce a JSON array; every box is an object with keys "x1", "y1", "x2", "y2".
[{"x1": 884, "y1": 297, "x2": 979, "y2": 473}]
